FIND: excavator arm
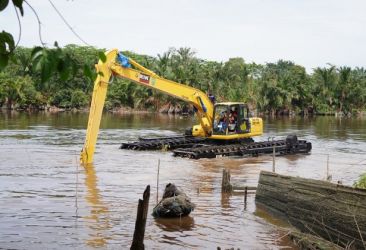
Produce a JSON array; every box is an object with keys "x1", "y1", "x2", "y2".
[{"x1": 80, "y1": 49, "x2": 213, "y2": 164}]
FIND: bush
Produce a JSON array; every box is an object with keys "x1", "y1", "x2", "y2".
[
  {"x1": 51, "y1": 89, "x2": 89, "y2": 108},
  {"x1": 70, "y1": 89, "x2": 89, "y2": 108},
  {"x1": 354, "y1": 174, "x2": 366, "y2": 189},
  {"x1": 17, "y1": 76, "x2": 44, "y2": 108},
  {"x1": 50, "y1": 89, "x2": 72, "y2": 108}
]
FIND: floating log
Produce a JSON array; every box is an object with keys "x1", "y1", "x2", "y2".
[
  {"x1": 131, "y1": 185, "x2": 150, "y2": 250},
  {"x1": 256, "y1": 171, "x2": 366, "y2": 249}
]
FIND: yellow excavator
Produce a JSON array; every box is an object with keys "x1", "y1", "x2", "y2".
[{"x1": 80, "y1": 49, "x2": 311, "y2": 164}]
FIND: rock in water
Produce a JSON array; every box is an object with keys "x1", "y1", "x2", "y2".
[
  {"x1": 152, "y1": 183, "x2": 195, "y2": 218},
  {"x1": 162, "y1": 183, "x2": 183, "y2": 198}
]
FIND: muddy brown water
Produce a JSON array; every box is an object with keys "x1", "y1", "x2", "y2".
[{"x1": 0, "y1": 112, "x2": 365, "y2": 249}]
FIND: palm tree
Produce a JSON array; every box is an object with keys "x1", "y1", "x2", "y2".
[
  {"x1": 336, "y1": 66, "x2": 351, "y2": 114},
  {"x1": 312, "y1": 65, "x2": 337, "y2": 112}
]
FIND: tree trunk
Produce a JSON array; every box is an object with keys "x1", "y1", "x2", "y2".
[{"x1": 7, "y1": 98, "x2": 13, "y2": 110}]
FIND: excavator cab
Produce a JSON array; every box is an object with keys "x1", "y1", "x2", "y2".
[{"x1": 212, "y1": 103, "x2": 251, "y2": 136}]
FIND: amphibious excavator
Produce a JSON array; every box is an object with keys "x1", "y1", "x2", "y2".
[{"x1": 80, "y1": 49, "x2": 311, "y2": 164}]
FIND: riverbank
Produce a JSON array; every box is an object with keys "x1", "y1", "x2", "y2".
[
  {"x1": 2, "y1": 104, "x2": 366, "y2": 118},
  {"x1": 0, "y1": 105, "x2": 151, "y2": 114}
]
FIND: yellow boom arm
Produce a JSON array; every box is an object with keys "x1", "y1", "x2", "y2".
[{"x1": 80, "y1": 49, "x2": 213, "y2": 164}]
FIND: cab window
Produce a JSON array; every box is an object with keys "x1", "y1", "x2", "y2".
[{"x1": 213, "y1": 105, "x2": 228, "y2": 135}]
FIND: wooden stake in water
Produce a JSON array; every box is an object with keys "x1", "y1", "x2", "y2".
[
  {"x1": 326, "y1": 154, "x2": 330, "y2": 181},
  {"x1": 131, "y1": 185, "x2": 150, "y2": 250},
  {"x1": 272, "y1": 144, "x2": 276, "y2": 173},
  {"x1": 244, "y1": 186, "x2": 248, "y2": 210},
  {"x1": 221, "y1": 169, "x2": 232, "y2": 193},
  {"x1": 156, "y1": 159, "x2": 160, "y2": 204}
]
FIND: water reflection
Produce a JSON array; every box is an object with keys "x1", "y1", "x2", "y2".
[
  {"x1": 155, "y1": 216, "x2": 195, "y2": 232},
  {"x1": 83, "y1": 164, "x2": 111, "y2": 247},
  {"x1": 255, "y1": 204, "x2": 290, "y2": 228},
  {"x1": 221, "y1": 193, "x2": 231, "y2": 209}
]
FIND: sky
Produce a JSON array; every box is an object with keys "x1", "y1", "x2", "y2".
[{"x1": 1, "y1": 0, "x2": 366, "y2": 71}]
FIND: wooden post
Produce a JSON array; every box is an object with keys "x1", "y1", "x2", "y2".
[
  {"x1": 131, "y1": 185, "x2": 150, "y2": 250},
  {"x1": 156, "y1": 159, "x2": 160, "y2": 204},
  {"x1": 326, "y1": 154, "x2": 329, "y2": 181},
  {"x1": 272, "y1": 144, "x2": 276, "y2": 173},
  {"x1": 221, "y1": 169, "x2": 232, "y2": 193},
  {"x1": 244, "y1": 186, "x2": 248, "y2": 210}
]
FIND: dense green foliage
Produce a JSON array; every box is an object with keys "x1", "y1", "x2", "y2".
[
  {"x1": 354, "y1": 173, "x2": 366, "y2": 189},
  {"x1": 0, "y1": 45, "x2": 101, "y2": 109},
  {"x1": 1, "y1": 45, "x2": 366, "y2": 115}
]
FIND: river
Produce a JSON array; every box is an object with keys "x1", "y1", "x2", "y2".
[{"x1": 0, "y1": 111, "x2": 365, "y2": 249}]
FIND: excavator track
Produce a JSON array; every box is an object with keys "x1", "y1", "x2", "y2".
[
  {"x1": 120, "y1": 134, "x2": 311, "y2": 159},
  {"x1": 120, "y1": 136, "x2": 207, "y2": 150},
  {"x1": 173, "y1": 137, "x2": 311, "y2": 159}
]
